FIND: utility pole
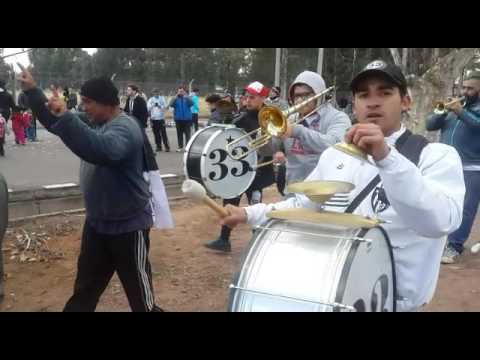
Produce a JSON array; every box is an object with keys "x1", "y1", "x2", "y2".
[
  {"x1": 317, "y1": 48, "x2": 324, "y2": 76},
  {"x1": 275, "y1": 48, "x2": 281, "y2": 86}
]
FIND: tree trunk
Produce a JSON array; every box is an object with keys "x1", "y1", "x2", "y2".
[
  {"x1": 351, "y1": 48, "x2": 357, "y2": 80},
  {"x1": 389, "y1": 48, "x2": 401, "y2": 66},
  {"x1": 180, "y1": 52, "x2": 186, "y2": 84},
  {"x1": 408, "y1": 48, "x2": 478, "y2": 137},
  {"x1": 402, "y1": 48, "x2": 408, "y2": 73},
  {"x1": 432, "y1": 48, "x2": 440, "y2": 66},
  {"x1": 333, "y1": 48, "x2": 337, "y2": 87}
]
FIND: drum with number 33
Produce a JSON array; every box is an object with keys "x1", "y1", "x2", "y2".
[{"x1": 184, "y1": 125, "x2": 258, "y2": 199}]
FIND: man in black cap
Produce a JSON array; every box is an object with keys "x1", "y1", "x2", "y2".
[
  {"x1": 16, "y1": 64, "x2": 164, "y2": 312},
  {"x1": 427, "y1": 70, "x2": 480, "y2": 263},
  {"x1": 219, "y1": 60, "x2": 466, "y2": 312}
]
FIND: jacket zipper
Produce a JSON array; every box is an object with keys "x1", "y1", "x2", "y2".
[{"x1": 450, "y1": 119, "x2": 460, "y2": 146}]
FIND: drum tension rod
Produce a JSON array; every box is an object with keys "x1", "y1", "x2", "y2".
[{"x1": 229, "y1": 285, "x2": 356, "y2": 312}]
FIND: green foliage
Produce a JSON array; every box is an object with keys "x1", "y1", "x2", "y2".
[{"x1": 25, "y1": 48, "x2": 459, "y2": 93}]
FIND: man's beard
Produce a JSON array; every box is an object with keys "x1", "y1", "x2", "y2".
[{"x1": 465, "y1": 92, "x2": 479, "y2": 106}]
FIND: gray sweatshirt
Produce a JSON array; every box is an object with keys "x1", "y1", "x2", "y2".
[
  {"x1": 275, "y1": 71, "x2": 351, "y2": 185},
  {"x1": 24, "y1": 88, "x2": 151, "y2": 224}
]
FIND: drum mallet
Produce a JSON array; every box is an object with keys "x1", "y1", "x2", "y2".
[{"x1": 182, "y1": 180, "x2": 230, "y2": 218}]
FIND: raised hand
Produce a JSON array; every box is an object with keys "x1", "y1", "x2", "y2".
[
  {"x1": 15, "y1": 62, "x2": 36, "y2": 91},
  {"x1": 345, "y1": 123, "x2": 391, "y2": 162},
  {"x1": 48, "y1": 88, "x2": 67, "y2": 116}
]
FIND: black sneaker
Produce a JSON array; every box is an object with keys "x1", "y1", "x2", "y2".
[
  {"x1": 204, "y1": 238, "x2": 231, "y2": 253},
  {"x1": 156, "y1": 148, "x2": 163, "y2": 152},
  {"x1": 165, "y1": 148, "x2": 170, "y2": 153}
]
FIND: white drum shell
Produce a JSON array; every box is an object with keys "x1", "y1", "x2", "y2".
[{"x1": 229, "y1": 220, "x2": 396, "y2": 312}]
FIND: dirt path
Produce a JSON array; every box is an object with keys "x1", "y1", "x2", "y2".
[{"x1": 1, "y1": 187, "x2": 479, "y2": 312}]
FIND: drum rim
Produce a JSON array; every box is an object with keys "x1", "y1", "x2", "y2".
[
  {"x1": 333, "y1": 226, "x2": 397, "y2": 312},
  {"x1": 228, "y1": 219, "x2": 273, "y2": 312},
  {"x1": 185, "y1": 125, "x2": 258, "y2": 199},
  {"x1": 183, "y1": 126, "x2": 222, "y2": 184},
  {"x1": 201, "y1": 127, "x2": 257, "y2": 198}
]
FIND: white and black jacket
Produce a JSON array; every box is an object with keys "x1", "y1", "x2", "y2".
[{"x1": 245, "y1": 125, "x2": 465, "y2": 312}]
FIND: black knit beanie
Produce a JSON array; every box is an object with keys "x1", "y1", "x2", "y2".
[{"x1": 80, "y1": 77, "x2": 120, "y2": 106}]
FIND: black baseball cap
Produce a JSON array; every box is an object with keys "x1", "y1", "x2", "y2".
[
  {"x1": 350, "y1": 60, "x2": 408, "y2": 94},
  {"x1": 466, "y1": 71, "x2": 480, "y2": 81}
]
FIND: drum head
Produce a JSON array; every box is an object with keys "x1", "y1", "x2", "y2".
[
  {"x1": 184, "y1": 126, "x2": 257, "y2": 199},
  {"x1": 229, "y1": 220, "x2": 396, "y2": 312},
  {"x1": 229, "y1": 220, "x2": 360, "y2": 312},
  {"x1": 334, "y1": 227, "x2": 396, "y2": 312}
]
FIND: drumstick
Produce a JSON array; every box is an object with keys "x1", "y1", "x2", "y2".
[
  {"x1": 182, "y1": 180, "x2": 230, "y2": 218},
  {"x1": 252, "y1": 159, "x2": 286, "y2": 170},
  {"x1": 253, "y1": 159, "x2": 276, "y2": 170}
]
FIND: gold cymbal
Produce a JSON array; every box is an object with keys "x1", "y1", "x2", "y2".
[
  {"x1": 267, "y1": 208, "x2": 382, "y2": 229},
  {"x1": 303, "y1": 193, "x2": 336, "y2": 204},
  {"x1": 287, "y1": 180, "x2": 355, "y2": 195},
  {"x1": 333, "y1": 143, "x2": 369, "y2": 162}
]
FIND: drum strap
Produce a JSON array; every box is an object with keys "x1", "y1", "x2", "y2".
[{"x1": 345, "y1": 130, "x2": 429, "y2": 214}]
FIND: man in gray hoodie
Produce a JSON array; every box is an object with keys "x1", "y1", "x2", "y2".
[{"x1": 273, "y1": 71, "x2": 351, "y2": 189}]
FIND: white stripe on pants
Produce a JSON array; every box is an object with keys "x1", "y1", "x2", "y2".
[{"x1": 135, "y1": 230, "x2": 154, "y2": 311}]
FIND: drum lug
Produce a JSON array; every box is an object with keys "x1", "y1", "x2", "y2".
[{"x1": 365, "y1": 240, "x2": 373, "y2": 252}]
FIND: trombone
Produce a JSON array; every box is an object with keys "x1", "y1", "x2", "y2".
[
  {"x1": 226, "y1": 86, "x2": 335, "y2": 161},
  {"x1": 434, "y1": 97, "x2": 466, "y2": 115}
]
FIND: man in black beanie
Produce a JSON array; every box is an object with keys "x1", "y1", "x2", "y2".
[{"x1": 16, "y1": 65, "x2": 164, "y2": 312}]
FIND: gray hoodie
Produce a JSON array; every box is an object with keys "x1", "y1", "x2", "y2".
[{"x1": 276, "y1": 71, "x2": 351, "y2": 185}]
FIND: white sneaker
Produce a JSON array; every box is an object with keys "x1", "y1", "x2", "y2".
[
  {"x1": 441, "y1": 247, "x2": 460, "y2": 264},
  {"x1": 471, "y1": 242, "x2": 480, "y2": 254}
]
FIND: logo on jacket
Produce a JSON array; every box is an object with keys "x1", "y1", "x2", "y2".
[{"x1": 371, "y1": 186, "x2": 390, "y2": 214}]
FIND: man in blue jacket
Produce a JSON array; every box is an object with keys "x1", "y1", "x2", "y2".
[
  {"x1": 426, "y1": 71, "x2": 480, "y2": 264},
  {"x1": 17, "y1": 64, "x2": 164, "y2": 312},
  {"x1": 190, "y1": 87, "x2": 200, "y2": 132},
  {"x1": 169, "y1": 86, "x2": 193, "y2": 152}
]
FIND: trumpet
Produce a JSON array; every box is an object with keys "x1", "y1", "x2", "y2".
[
  {"x1": 434, "y1": 97, "x2": 466, "y2": 115},
  {"x1": 226, "y1": 86, "x2": 335, "y2": 161}
]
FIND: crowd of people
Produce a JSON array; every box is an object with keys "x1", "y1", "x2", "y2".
[{"x1": 0, "y1": 80, "x2": 37, "y2": 156}]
